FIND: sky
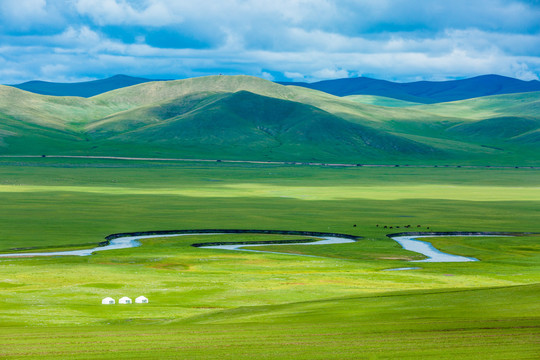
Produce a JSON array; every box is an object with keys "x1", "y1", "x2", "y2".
[{"x1": 1, "y1": 0, "x2": 540, "y2": 84}]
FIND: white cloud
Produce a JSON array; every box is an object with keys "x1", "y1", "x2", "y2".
[
  {"x1": 1, "y1": 0, "x2": 47, "y2": 19},
  {"x1": 510, "y1": 62, "x2": 540, "y2": 81},
  {"x1": 260, "y1": 72, "x2": 275, "y2": 81},
  {"x1": 74, "y1": 0, "x2": 336, "y2": 28},
  {"x1": 284, "y1": 72, "x2": 305, "y2": 81},
  {"x1": 55, "y1": 26, "x2": 102, "y2": 48},
  {"x1": 0, "y1": 0, "x2": 48, "y2": 29},
  {"x1": 311, "y1": 68, "x2": 351, "y2": 80},
  {"x1": 76, "y1": 0, "x2": 177, "y2": 26},
  {"x1": 1, "y1": 0, "x2": 539, "y2": 83},
  {"x1": 2, "y1": 25, "x2": 540, "y2": 84},
  {"x1": 40, "y1": 64, "x2": 70, "y2": 78}
]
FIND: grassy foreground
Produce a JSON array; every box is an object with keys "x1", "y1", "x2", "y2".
[{"x1": 0, "y1": 158, "x2": 538, "y2": 359}]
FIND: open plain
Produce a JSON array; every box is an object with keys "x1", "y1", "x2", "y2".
[{"x1": 0, "y1": 157, "x2": 538, "y2": 359}]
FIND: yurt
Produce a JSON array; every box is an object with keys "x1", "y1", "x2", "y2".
[
  {"x1": 135, "y1": 296, "x2": 148, "y2": 304},
  {"x1": 119, "y1": 296, "x2": 132, "y2": 304},
  {"x1": 102, "y1": 297, "x2": 115, "y2": 305}
]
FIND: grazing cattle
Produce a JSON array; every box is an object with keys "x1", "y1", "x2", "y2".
[
  {"x1": 353, "y1": 224, "x2": 357, "y2": 227},
  {"x1": 417, "y1": 225, "x2": 421, "y2": 228},
  {"x1": 376, "y1": 224, "x2": 379, "y2": 227},
  {"x1": 383, "y1": 226, "x2": 388, "y2": 229}
]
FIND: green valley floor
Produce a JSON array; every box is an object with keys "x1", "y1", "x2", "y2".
[{"x1": 0, "y1": 158, "x2": 538, "y2": 359}]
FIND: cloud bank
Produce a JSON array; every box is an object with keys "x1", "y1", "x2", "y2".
[{"x1": 1, "y1": 0, "x2": 539, "y2": 83}]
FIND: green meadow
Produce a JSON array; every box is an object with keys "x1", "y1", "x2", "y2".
[
  {"x1": 0, "y1": 158, "x2": 538, "y2": 359},
  {"x1": 2, "y1": 76, "x2": 539, "y2": 166}
]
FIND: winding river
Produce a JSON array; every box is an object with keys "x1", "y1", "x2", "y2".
[
  {"x1": 0, "y1": 234, "x2": 179, "y2": 257},
  {"x1": 391, "y1": 235, "x2": 479, "y2": 262},
  {"x1": 197, "y1": 235, "x2": 355, "y2": 257},
  {"x1": 0, "y1": 231, "x2": 499, "y2": 263}
]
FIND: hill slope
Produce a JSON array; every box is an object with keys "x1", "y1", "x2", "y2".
[
  {"x1": 344, "y1": 95, "x2": 422, "y2": 107},
  {"x1": 412, "y1": 91, "x2": 540, "y2": 120},
  {"x1": 280, "y1": 75, "x2": 540, "y2": 103},
  {"x1": 87, "y1": 91, "x2": 439, "y2": 161},
  {"x1": 93, "y1": 75, "x2": 460, "y2": 127},
  {"x1": 0, "y1": 76, "x2": 538, "y2": 165}
]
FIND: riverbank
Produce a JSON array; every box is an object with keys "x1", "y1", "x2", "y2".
[{"x1": 1, "y1": 230, "x2": 529, "y2": 263}]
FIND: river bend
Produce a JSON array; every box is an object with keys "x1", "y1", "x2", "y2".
[{"x1": 0, "y1": 231, "x2": 505, "y2": 263}]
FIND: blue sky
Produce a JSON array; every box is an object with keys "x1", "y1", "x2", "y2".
[{"x1": 1, "y1": 0, "x2": 539, "y2": 83}]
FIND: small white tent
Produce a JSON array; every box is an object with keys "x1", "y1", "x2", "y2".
[
  {"x1": 119, "y1": 296, "x2": 132, "y2": 304},
  {"x1": 102, "y1": 297, "x2": 115, "y2": 305},
  {"x1": 135, "y1": 296, "x2": 148, "y2": 303}
]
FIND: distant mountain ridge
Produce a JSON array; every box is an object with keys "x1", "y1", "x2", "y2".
[
  {"x1": 10, "y1": 75, "x2": 165, "y2": 98},
  {"x1": 279, "y1": 74, "x2": 540, "y2": 104},
  {"x1": 7, "y1": 74, "x2": 540, "y2": 103}
]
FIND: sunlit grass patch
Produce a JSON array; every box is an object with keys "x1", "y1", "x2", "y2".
[
  {"x1": 0, "y1": 160, "x2": 537, "y2": 358},
  {"x1": 1, "y1": 182, "x2": 540, "y2": 202}
]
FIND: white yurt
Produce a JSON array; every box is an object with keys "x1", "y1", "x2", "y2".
[
  {"x1": 119, "y1": 296, "x2": 132, "y2": 304},
  {"x1": 135, "y1": 296, "x2": 148, "y2": 304},
  {"x1": 102, "y1": 297, "x2": 115, "y2": 305}
]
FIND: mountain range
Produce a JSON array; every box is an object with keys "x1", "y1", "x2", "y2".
[
  {"x1": 1, "y1": 75, "x2": 539, "y2": 165},
  {"x1": 279, "y1": 75, "x2": 540, "y2": 104},
  {"x1": 10, "y1": 75, "x2": 165, "y2": 98},
  {"x1": 10, "y1": 74, "x2": 540, "y2": 104}
]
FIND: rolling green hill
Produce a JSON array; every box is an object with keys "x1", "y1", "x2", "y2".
[
  {"x1": 344, "y1": 94, "x2": 422, "y2": 107},
  {"x1": 447, "y1": 117, "x2": 540, "y2": 140},
  {"x1": 89, "y1": 75, "x2": 459, "y2": 128},
  {"x1": 412, "y1": 91, "x2": 540, "y2": 120},
  {"x1": 88, "y1": 91, "x2": 438, "y2": 161},
  {"x1": 13, "y1": 73, "x2": 540, "y2": 103},
  {"x1": 513, "y1": 129, "x2": 540, "y2": 144},
  {"x1": 0, "y1": 76, "x2": 538, "y2": 164}
]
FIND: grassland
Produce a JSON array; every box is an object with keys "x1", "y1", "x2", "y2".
[
  {"x1": 1, "y1": 76, "x2": 539, "y2": 165},
  {"x1": 0, "y1": 158, "x2": 538, "y2": 359},
  {"x1": 344, "y1": 94, "x2": 422, "y2": 107}
]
